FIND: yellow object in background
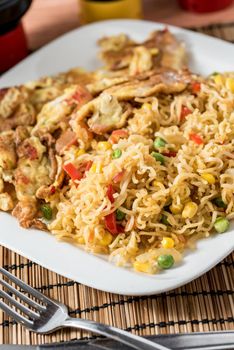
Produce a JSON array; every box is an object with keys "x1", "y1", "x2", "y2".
[{"x1": 80, "y1": 0, "x2": 142, "y2": 24}]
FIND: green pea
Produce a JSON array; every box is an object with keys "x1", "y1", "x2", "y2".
[
  {"x1": 112, "y1": 149, "x2": 122, "y2": 159},
  {"x1": 157, "y1": 254, "x2": 174, "y2": 269},
  {"x1": 41, "y1": 204, "x2": 52, "y2": 220},
  {"x1": 116, "y1": 209, "x2": 126, "y2": 221},
  {"x1": 161, "y1": 214, "x2": 169, "y2": 225},
  {"x1": 212, "y1": 197, "x2": 227, "y2": 209},
  {"x1": 154, "y1": 137, "x2": 167, "y2": 149},
  {"x1": 151, "y1": 152, "x2": 165, "y2": 165},
  {"x1": 214, "y1": 217, "x2": 229, "y2": 233}
]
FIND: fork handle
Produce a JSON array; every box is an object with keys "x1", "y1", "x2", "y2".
[{"x1": 62, "y1": 317, "x2": 170, "y2": 350}]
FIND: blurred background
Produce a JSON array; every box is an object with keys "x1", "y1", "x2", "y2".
[{"x1": 1, "y1": 0, "x2": 234, "y2": 72}]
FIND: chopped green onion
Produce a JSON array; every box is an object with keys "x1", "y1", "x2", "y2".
[
  {"x1": 157, "y1": 254, "x2": 174, "y2": 269},
  {"x1": 41, "y1": 204, "x2": 52, "y2": 220},
  {"x1": 154, "y1": 137, "x2": 167, "y2": 149},
  {"x1": 211, "y1": 72, "x2": 219, "y2": 76},
  {"x1": 214, "y1": 217, "x2": 230, "y2": 233},
  {"x1": 161, "y1": 214, "x2": 169, "y2": 225},
  {"x1": 212, "y1": 197, "x2": 227, "y2": 209},
  {"x1": 151, "y1": 152, "x2": 165, "y2": 165},
  {"x1": 116, "y1": 209, "x2": 126, "y2": 221},
  {"x1": 112, "y1": 149, "x2": 122, "y2": 159}
]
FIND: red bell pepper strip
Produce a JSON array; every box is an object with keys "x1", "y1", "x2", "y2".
[
  {"x1": 104, "y1": 213, "x2": 124, "y2": 235},
  {"x1": 63, "y1": 163, "x2": 83, "y2": 181},
  {"x1": 84, "y1": 160, "x2": 93, "y2": 172},
  {"x1": 104, "y1": 213, "x2": 118, "y2": 234},
  {"x1": 107, "y1": 184, "x2": 115, "y2": 203},
  {"x1": 116, "y1": 224, "x2": 125, "y2": 233},
  {"x1": 189, "y1": 133, "x2": 204, "y2": 145},
  {"x1": 191, "y1": 82, "x2": 201, "y2": 94},
  {"x1": 66, "y1": 86, "x2": 92, "y2": 106},
  {"x1": 113, "y1": 170, "x2": 125, "y2": 184},
  {"x1": 109, "y1": 129, "x2": 128, "y2": 144},
  {"x1": 163, "y1": 151, "x2": 177, "y2": 157},
  {"x1": 180, "y1": 106, "x2": 192, "y2": 121}
]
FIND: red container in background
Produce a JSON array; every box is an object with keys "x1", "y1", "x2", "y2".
[
  {"x1": 0, "y1": 0, "x2": 32, "y2": 73},
  {"x1": 0, "y1": 22, "x2": 28, "y2": 73},
  {"x1": 178, "y1": 0, "x2": 233, "y2": 13}
]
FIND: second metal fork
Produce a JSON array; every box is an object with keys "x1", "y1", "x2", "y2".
[{"x1": 0, "y1": 267, "x2": 170, "y2": 350}]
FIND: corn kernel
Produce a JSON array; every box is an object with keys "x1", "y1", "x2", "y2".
[
  {"x1": 97, "y1": 141, "x2": 112, "y2": 151},
  {"x1": 90, "y1": 164, "x2": 102, "y2": 173},
  {"x1": 226, "y1": 77, "x2": 234, "y2": 93},
  {"x1": 133, "y1": 261, "x2": 151, "y2": 273},
  {"x1": 77, "y1": 236, "x2": 85, "y2": 245},
  {"x1": 76, "y1": 149, "x2": 85, "y2": 157},
  {"x1": 182, "y1": 201, "x2": 198, "y2": 219},
  {"x1": 213, "y1": 74, "x2": 224, "y2": 86},
  {"x1": 142, "y1": 103, "x2": 151, "y2": 111},
  {"x1": 170, "y1": 203, "x2": 183, "y2": 214},
  {"x1": 161, "y1": 237, "x2": 175, "y2": 249},
  {"x1": 99, "y1": 232, "x2": 113, "y2": 246},
  {"x1": 152, "y1": 180, "x2": 162, "y2": 188},
  {"x1": 150, "y1": 48, "x2": 159, "y2": 56},
  {"x1": 90, "y1": 164, "x2": 97, "y2": 173},
  {"x1": 201, "y1": 173, "x2": 216, "y2": 184}
]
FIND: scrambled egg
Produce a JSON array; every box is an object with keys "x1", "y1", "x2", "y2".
[{"x1": 0, "y1": 28, "x2": 191, "y2": 230}]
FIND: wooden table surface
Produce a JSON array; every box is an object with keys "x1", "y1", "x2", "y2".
[{"x1": 23, "y1": 0, "x2": 234, "y2": 50}]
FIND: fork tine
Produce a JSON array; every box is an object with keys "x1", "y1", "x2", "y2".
[
  {"x1": 0, "y1": 299, "x2": 33, "y2": 328},
  {"x1": 0, "y1": 268, "x2": 52, "y2": 304},
  {"x1": 0, "y1": 278, "x2": 45, "y2": 312},
  {"x1": 0, "y1": 289, "x2": 39, "y2": 321}
]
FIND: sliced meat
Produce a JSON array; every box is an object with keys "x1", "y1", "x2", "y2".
[{"x1": 55, "y1": 129, "x2": 77, "y2": 154}]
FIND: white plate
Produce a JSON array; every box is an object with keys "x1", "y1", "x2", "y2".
[{"x1": 0, "y1": 20, "x2": 234, "y2": 296}]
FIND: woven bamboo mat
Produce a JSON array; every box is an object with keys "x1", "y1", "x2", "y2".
[{"x1": 1, "y1": 22, "x2": 234, "y2": 345}]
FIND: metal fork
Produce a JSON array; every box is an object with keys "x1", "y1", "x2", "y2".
[{"x1": 0, "y1": 267, "x2": 170, "y2": 350}]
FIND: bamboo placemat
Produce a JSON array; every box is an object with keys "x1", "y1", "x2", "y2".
[{"x1": 1, "y1": 22, "x2": 234, "y2": 345}]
